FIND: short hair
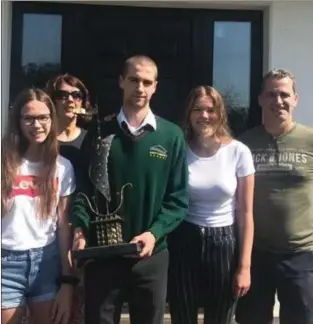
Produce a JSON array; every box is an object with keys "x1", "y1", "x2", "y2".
[
  {"x1": 45, "y1": 73, "x2": 92, "y2": 123},
  {"x1": 45, "y1": 73, "x2": 91, "y2": 109},
  {"x1": 260, "y1": 68, "x2": 296, "y2": 93},
  {"x1": 121, "y1": 55, "x2": 158, "y2": 80}
]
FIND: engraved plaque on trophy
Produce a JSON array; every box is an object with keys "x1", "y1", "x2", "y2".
[{"x1": 72, "y1": 124, "x2": 142, "y2": 266}]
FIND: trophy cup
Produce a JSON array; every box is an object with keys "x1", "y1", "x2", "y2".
[{"x1": 72, "y1": 109, "x2": 142, "y2": 266}]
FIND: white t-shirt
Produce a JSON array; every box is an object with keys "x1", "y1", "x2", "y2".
[
  {"x1": 186, "y1": 140, "x2": 255, "y2": 227},
  {"x1": 1, "y1": 155, "x2": 76, "y2": 250}
]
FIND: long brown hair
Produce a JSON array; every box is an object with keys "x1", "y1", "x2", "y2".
[
  {"x1": 1, "y1": 88, "x2": 59, "y2": 219},
  {"x1": 182, "y1": 85, "x2": 232, "y2": 143}
]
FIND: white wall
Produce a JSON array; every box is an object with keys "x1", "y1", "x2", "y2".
[
  {"x1": 267, "y1": 1, "x2": 313, "y2": 126},
  {"x1": 1, "y1": 1, "x2": 12, "y2": 132}
]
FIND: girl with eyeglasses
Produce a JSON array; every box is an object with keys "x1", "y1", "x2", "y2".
[
  {"x1": 167, "y1": 86, "x2": 255, "y2": 324},
  {"x1": 1, "y1": 88, "x2": 76, "y2": 324}
]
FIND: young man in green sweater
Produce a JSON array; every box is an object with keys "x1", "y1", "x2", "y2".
[{"x1": 71, "y1": 55, "x2": 188, "y2": 324}]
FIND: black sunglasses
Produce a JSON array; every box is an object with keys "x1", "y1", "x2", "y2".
[{"x1": 54, "y1": 90, "x2": 83, "y2": 101}]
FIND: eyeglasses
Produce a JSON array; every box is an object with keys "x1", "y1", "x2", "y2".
[
  {"x1": 54, "y1": 90, "x2": 83, "y2": 101},
  {"x1": 21, "y1": 114, "x2": 51, "y2": 126}
]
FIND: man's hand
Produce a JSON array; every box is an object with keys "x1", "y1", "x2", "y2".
[
  {"x1": 130, "y1": 231, "x2": 156, "y2": 257},
  {"x1": 72, "y1": 227, "x2": 86, "y2": 251}
]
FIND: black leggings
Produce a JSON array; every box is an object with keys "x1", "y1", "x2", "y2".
[{"x1": 168, "y1": 221, "x2": 238, "y2": 324}]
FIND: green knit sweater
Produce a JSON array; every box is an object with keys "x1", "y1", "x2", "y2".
[{"x1": 71, "y1": 116, "x2": 188, "y2": 253}]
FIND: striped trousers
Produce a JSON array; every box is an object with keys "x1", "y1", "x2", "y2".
[{"x1": 167, "y1": 220, "x2": 238, "y2": 324}]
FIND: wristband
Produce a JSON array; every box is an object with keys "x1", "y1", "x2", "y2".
[{"x1": 58, "y1": 274, "x2": 79, "y2": 286}]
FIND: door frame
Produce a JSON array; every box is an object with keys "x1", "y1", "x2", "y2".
[{"x1": 10, "y1": 1, "x2": 263, "y2": 129}]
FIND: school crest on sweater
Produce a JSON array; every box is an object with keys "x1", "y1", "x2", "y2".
[{"x1": 149, "y1": 145, "x2": 168, "y2": 160}]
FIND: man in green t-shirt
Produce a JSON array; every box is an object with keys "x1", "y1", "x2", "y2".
[
  {"x1": 71, "y1": 55, "x2": 188, "y2": 324},
  {"x1": 236, "y1": 69, "x2": 313, "y2": 324}
]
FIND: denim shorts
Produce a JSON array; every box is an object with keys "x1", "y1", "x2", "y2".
[{"x1": 1, "y1": 239, "x2": 61, "y2": 309}]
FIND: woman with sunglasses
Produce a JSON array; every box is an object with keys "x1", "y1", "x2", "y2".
[
  {"x1": 45, "y1": 75, "x2": 93, "y2": 323},
  {"x1": 45, "y1": 74, "x2": 92, "y2": 179},
  {"x1": 1, "y1": 88, "x2": 76, "y2": 324},
  {"x1": 167, "y1": 86, "x2": 255, "y2": 324}
]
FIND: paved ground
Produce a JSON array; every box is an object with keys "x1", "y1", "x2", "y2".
[
  {"x1": 120, "y1": 316, "x2": 280, "y2": 323},
  {"x1": 120, "y1": 300, "x2": 281, "y2": 323}
]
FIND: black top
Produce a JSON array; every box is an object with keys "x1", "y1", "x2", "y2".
[{"x1": 59, "y1": 128, "x2": 87, "y2": 185}]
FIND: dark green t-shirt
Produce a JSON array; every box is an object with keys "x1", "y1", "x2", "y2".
[
  {"x1": 239, "y1": 123, "x2": 313, "y2": 253},
  {"x1": 71, "y1": 116, "x2": 189, "y2": 254}
]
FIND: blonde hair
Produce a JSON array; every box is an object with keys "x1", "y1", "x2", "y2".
[{"x1": 182, "y1": 85, "x2": 232, "y2": 142}]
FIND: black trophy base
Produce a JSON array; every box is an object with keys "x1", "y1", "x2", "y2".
[{"x1": 73, "y1": 243, "x2": 142, "y2": 267}]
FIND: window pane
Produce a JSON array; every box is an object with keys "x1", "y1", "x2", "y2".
[
  {"x1": 22, "y1": 13, "x2": 62, "y2": 87},
  {"x1": 213, "y1": 22, "x2": 251, "y2": 136}
]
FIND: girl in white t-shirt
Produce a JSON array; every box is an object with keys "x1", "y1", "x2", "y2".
[
  {"x1": 1, "y1": 88, "x2": 76, "y2": 324},
  {"x1": 168, "y1": 86, "x2": 255, "y2": 324}
]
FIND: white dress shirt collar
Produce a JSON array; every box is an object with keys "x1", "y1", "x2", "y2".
[{"x1": 117, "y1": 108, "x2": 157, "y2": 135}]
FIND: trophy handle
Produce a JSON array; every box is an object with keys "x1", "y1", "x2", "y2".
[
  {"x1": 76, "y1": 192, "x2": 107, "y2": 217},
  {"x1": 76, "y1": 182, "x2": 133, "y2": 217},
  {"x1": 110, "y1": 183, "x2": 133, "y2": 215}
]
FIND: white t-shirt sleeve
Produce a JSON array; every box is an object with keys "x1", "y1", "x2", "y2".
[
  {"x1": 236, "y1": 141, "x2": 255, "y2": 178},
  {"x1": 59, "y1": 157, "x2": 76, "y2": 197}
]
